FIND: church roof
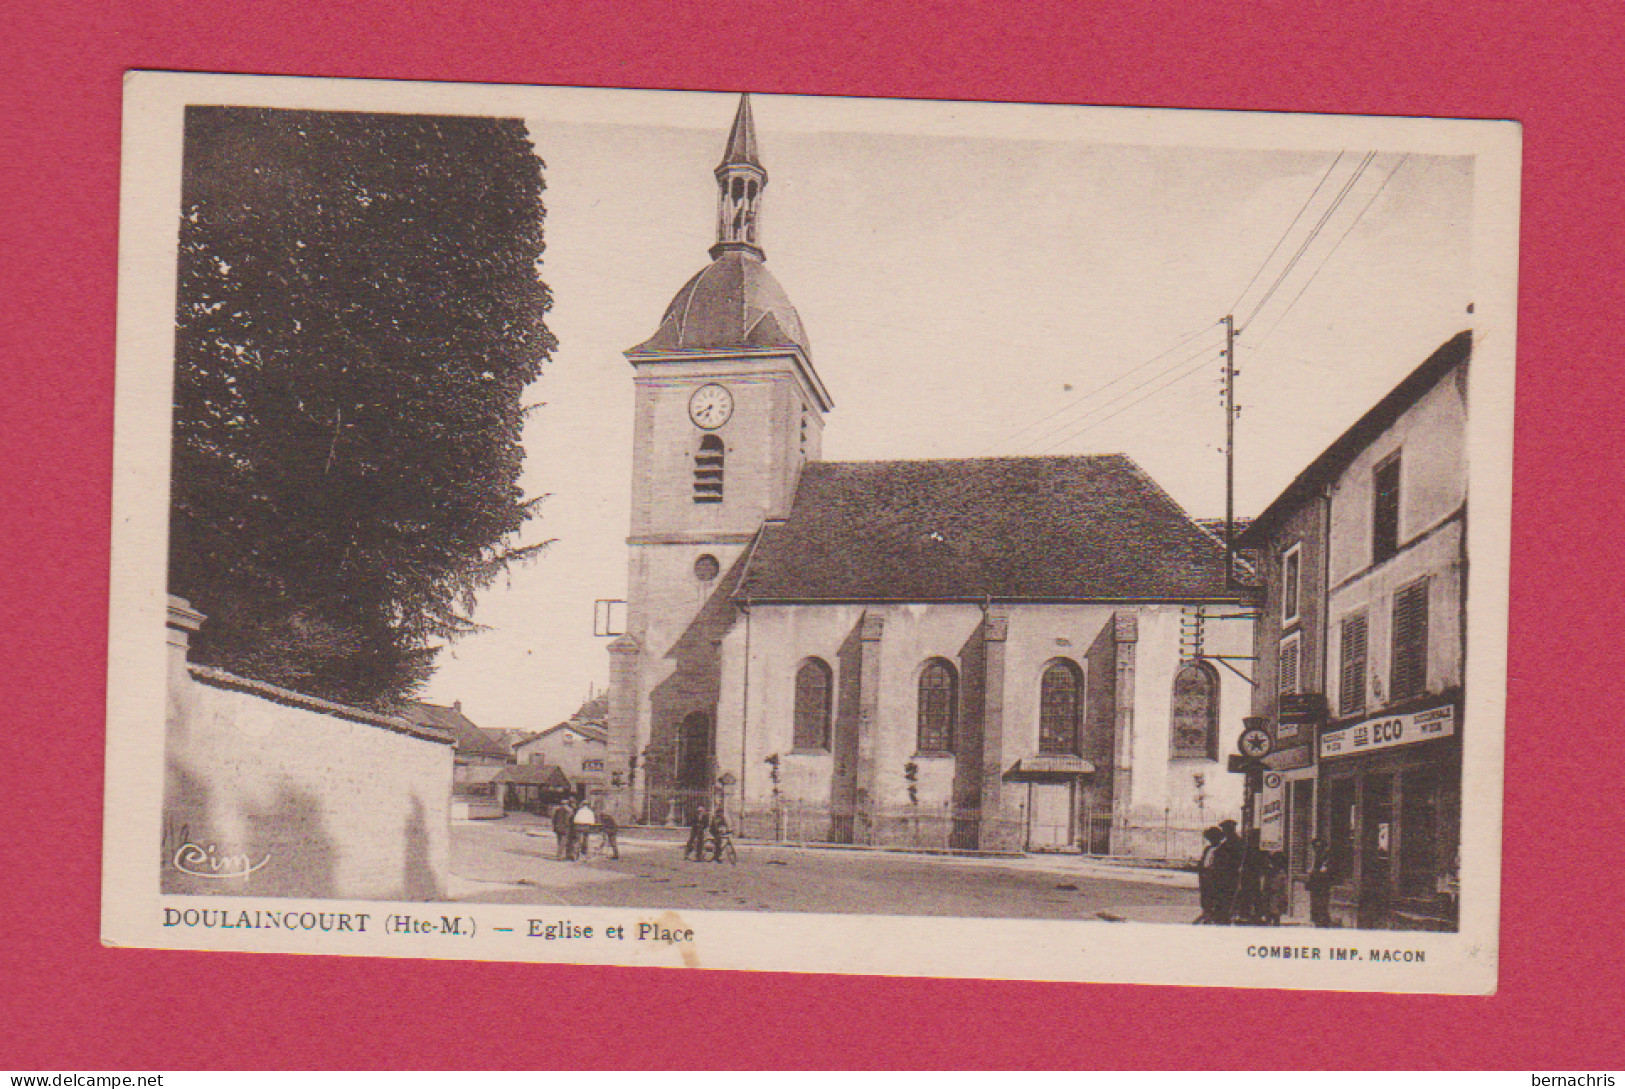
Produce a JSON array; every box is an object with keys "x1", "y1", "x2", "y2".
[
  {"x1": 631, "y1": 249, "x2": 810, "y2": 355},
  {"x1": 737, "y1": 455, "x2": 1245, "y2": 603}
]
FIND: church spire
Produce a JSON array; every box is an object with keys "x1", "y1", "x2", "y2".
[{"x1": 711, "y1": 93, "x2": 768, "y2": 260}]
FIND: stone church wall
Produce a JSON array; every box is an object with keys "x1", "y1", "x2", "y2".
[{"x1": 719, "y1": 598, "x2": 1249, "y2": 858}]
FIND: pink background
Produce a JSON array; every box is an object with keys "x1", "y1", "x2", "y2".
[{"x1": 2, "y1": 0, "x2": 1618, "y2": 1068}]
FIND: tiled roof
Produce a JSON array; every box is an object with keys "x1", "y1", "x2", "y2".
[
  {"x1": 738, "y1": 454, "x2": 1244, "y2": 603},
  {"x1": 526, "y1": 721, "x2": 609, "y2": 746},
  {"x1": 630, "y1": 250, "x2": 809, "y2": 355},
  {"x1": 399, "y1": 702, "x2": 512, "y2": 760},
  {"x1": 572, "y1": 694, "x2": 609, "y2": 723}
]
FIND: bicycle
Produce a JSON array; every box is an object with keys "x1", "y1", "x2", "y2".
[{"x1": 706, "y1": 829, "x2": 738, "y2": 865}]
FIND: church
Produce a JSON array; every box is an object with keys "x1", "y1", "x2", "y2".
[{"x1": 603, "y1": 95, "x2": 1254, "y2": 857}]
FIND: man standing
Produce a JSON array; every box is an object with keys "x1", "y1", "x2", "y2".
[
  {"x1": 552, "y1": 797, "x2": 575, "y2": 861},
  {"x1": 1211, "y1": 819, "x2": 1245, "y2": 924},
  {"x1": 684, "y1": 805, "x2": 710, "y2": 862},
  {"x1": 573, "y1": 797, "x2": 598, "y2": 862},
  {"x1": 1196, "y1": 826, "x2": 1224, "y2": 923},
  {"x1": 1306, "y1": 835, "x2": 1336, "y2": 928}
]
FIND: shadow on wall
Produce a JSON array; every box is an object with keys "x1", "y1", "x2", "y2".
[
  {"x1": 242, "y1": 781, "x2": 338, "y2": 898},
  {"x1": 827, "y1": 620, "x2": 863, "y2": 844},
  {"x1": 952, "y1": 621, "x2": 986, "y2": 821},
  {"x1": 399, "y1": 793, "x2": 441, "y2": 901},
  {"x1": 161, "y1": 756, "x2": 212, "y2": 895},
  {"x1": 162, "y1": 760, "x2": 339, "y2": 899},
  {"x1": 644, "y1": 550, "x2": 749, "y2": 798}
]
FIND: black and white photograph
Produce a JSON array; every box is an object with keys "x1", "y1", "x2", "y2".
[{"x1": 106, "y1": 73, "x2": 1518, "y2": 992}]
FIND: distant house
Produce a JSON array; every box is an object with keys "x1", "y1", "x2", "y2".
[
  {"x1": 515, "y1": 694, "x2": 611, "y2": 799},
  {"x1": 400, "y1": 701, "x2": 513, "y2": 820},
  {"x1": 515, "y1": 721, "x2": 609, "y2": 788}
]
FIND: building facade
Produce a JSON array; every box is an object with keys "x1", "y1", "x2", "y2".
[
  {"x1": 514, "y1": 720, "x2": 609, "y2": 788},
  {"x1": 400, "y1": 700, "x2": 512, "y2": 820},
  {"x1": 1238, "y1": 330, "x2": 1469, "y2": 929},
  {"x1": 606, "y1": 95, "x2": 1256, "y2": 858}
]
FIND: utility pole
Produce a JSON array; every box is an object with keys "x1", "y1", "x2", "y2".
[{"x1": 1223, "y1": 313, "x2": 1238, "y2": 587}]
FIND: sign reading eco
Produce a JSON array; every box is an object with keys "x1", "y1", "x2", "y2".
[{"x1": 1320, "y1": 704, "x2": 1456, "y2": 758}]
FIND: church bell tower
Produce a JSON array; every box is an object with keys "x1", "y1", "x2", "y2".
[{"x1": 607, "y1": 94, "x2": 834, "y2": 819}]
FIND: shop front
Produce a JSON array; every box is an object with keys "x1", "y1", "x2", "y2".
[
  {"x1": 1269, "y1": 694, "x2": 1326, "y2": 921},
  {"x1": 1317, "y1": 696, "x2": 1462, "y2": 931}
]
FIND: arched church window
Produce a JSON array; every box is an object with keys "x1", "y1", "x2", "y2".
[
  {"x1": 693, "y1": 435, "x2": 724, "y2": 503},
  {"x1": 676, "y1": 710, "x2": 713, "y2": 789},
  {"x1": 917, "y1": 659, "x2": 957, "y2": 754},
  {"x1": 1170, "y1": 661, "x2": 1220, "y2": 761},
  {"x1": 793, "y1": 658, "x2": 832, "y2": 751},
  {"x1": 1038, "y1": 659, "x2": 1084, "y2": 756}
]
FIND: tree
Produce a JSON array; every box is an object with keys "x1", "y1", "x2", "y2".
[{"x1": 170, "y1": 106, "x2": 557, "y2": 707}]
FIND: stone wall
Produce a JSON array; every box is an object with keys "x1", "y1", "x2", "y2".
[{"x1": 163, "y1": 600, "x2": 455, "y2": 901}]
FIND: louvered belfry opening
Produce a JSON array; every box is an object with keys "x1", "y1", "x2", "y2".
[{"x1": 693, "y1": 434, "x2": 725, "y2": 503}]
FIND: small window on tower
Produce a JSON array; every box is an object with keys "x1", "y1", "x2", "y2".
[{"x1": 693, "y1": 435, "x2": 724, "y2": 503}]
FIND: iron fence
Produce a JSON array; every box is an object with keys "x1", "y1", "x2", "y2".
[{"x1": 627, "y1": 788, "x2": 1227, "y2": 861}]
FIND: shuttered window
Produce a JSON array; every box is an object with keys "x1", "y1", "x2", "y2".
[
  {"x1": 1373, "y1": 453, "x2": 1401, "y2": 564},
  {"x1": 1339, "y1": 613, "x2": 1368, "y2": 717},
  {"x1": 1282, "y1": 544, "x2": 1302, "y2": 624},
  {"x1": 1278, "y1": 634, "x2": 1301, "y2": 698},
  {"x1": 1391, "y1": 580, "x2": 1430, "y2": 702},
  {"x1": 693, "y1": 435, "x2": 725, "y2": 503}
]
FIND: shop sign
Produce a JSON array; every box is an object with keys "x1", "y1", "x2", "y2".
[
  {"x1": 1259, "y1": 775, "x2": 1285, "y2": 850},
  {"x1": 1319, "y1": 704, "x2": 1456, "y2": 759}
]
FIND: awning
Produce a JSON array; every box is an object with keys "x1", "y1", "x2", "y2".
[
  {"x1": 493, "y1": 763, "x2": 572, "y2": 790},
  {"x1": 1005, "y1": 754, "x2": 1096, "y2": 780}
]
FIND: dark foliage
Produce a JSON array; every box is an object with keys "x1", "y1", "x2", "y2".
[{"x1": 170, "y1": 106, "x2": 556, "y2": 707}]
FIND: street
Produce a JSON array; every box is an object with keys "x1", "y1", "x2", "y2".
[{"x1": 448, "y1": 815, "x2": 1200, "y2": 924}]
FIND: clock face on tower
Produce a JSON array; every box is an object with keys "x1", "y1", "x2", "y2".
[{"x1": 688, "y1": 383, "x2": 734, "y2": 429}]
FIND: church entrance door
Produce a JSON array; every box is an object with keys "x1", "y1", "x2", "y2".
[{"x1": 1026, "y1": 781, "x2": 1075, "y2": 851}]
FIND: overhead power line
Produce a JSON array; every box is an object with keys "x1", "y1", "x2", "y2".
[
  {"x1": 1035, "y1": 345, "x2": 1224, "y2": 455},
  {"x1": 1228, "y1": 151, "x2": 1345, "y2": 317},
  {"x1": 1239, "y1": 151, "x2": 1377, "y2": 333},
  {"x1": 1253, "y1": 154, "x2": 1412, "y2": 349},
  {"x1": 1007, "y1": 331, "x2": 1224, "y2": 455},
  {"x1": 1020, "y1": 346, "x2": 1222, "y2": 455},
  {"x1": 983, "y1": 322, "x2": 1221, "y2": 455}
]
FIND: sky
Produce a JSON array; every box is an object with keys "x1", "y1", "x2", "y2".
[{"x1": 419, "y1": 90, "x2": 1477, "y2": 734}]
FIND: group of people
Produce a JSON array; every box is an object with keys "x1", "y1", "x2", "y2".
[
  {"x1": 682, "y1": 805, "x2": 734, "y2": 864},
  {"x1": 550, "y1": 796, "x2": 619, "y2": 861},
  {"x1": 1197, "y1": 820, "x2": 1337, "y2": 927}
]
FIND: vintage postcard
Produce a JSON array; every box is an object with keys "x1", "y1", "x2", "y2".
[{"x1": 106, "y1": 71, "x2": 1519, "y2": 992}]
